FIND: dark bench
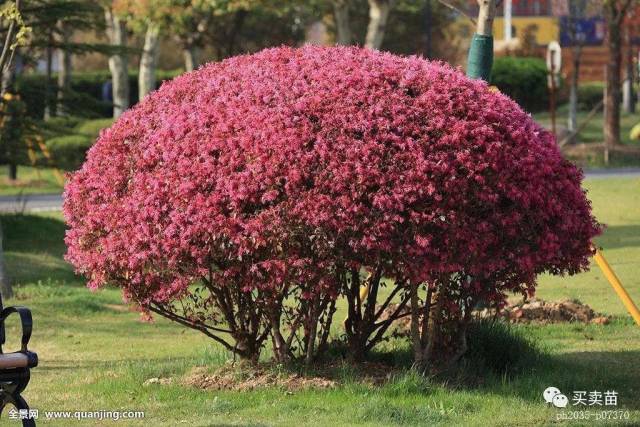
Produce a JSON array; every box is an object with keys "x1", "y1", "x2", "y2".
[{"x1": 0, "y1": 296, "x2": 38, "y2": 426}]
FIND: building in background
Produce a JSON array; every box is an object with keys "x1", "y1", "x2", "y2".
[
  {"x1": 464, "y1": 0, "x2": 639, "y2": 82},
  {"x1": 493, "y1": 0, "x2": 559, "y2": 45}
]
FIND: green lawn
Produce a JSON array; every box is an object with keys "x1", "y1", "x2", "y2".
[
  {"x1": 534, "y1": 105, "x2": 640, "y2": 147},
  {"x1": 0, "y1": 166, "x2": 64, "y2": 196},
  {"x1": 0, "y1": 116, "x2": 114, "y2": 196},
  {"x1": 1, "y1": 177, "x2": 639, "y2": 426},
  {"x1": 534, "y1": 106, "x2": 640, "y2": 168}
]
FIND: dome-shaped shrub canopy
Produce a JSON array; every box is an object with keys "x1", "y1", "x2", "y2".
[{"x1": 64, "y1": 46, "x2": 600, "y2": 310}]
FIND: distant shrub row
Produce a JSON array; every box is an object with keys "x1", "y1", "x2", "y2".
[
  {"x1": 16, "y1": 61, "x2": 606, "y2": 119},
  {"x1": 16, "y1": 70, "x2": 181, "y2": 119},
  {"x1": 42, "y1": 117, "x2": 114, "y2": 170},
  {"x1": 490, "y1": 56, "x2": 606, "y2": 113}
]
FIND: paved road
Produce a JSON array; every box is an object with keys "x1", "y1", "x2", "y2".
[
  {"x1": 0, "y1": 193, "x2": 63, "y2": 213},
  {"x1": 1, "y1": 168, "x2": 639, "y2": 213},
  {"x1": 582, "y1": 168, "x2": 640, "y2": 179}
]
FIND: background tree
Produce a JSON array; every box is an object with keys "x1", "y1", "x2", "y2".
[
  {"x1": 566, "y1": 0, "x2": 590, "y2": 136},
  {"x1": 603, "y1": 0, "x2": 634, "y2": 149},
  {"x1": 464, "y1": 0, "x2": 496, "y2": 81},
  {"x1": 18, "y1": 0, "x2": 104, "y2": 118},
  {"x1": 201, "y1": 0, "x2": 312, "y2": 60},
  {"x1": 104, "y1": 0, "x2": 129, "y2": 117},
  {"x1": 169, "y1": 0, "x2": 215, "y2": 71},
  {"x1": 0, "y1": 0, "x2": 31, "y2": 299},
  {"x1": 332, "y1": 0, "x2": 352, "y2": 45},
  {"x1": 364, "y1": 0, "x2": 394, "y2": 49},
  {"x1": 113, "y1": 0, "x2": 170, "y2": 100},
  {"x1": 622, "y1": 10, "x2": 636, "y2": 113}
]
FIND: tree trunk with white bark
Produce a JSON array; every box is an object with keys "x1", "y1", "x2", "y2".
[
  {"x1": 568, "y1": 45, "x2": 582, "y2": 135},
  {"x1": 43, "y1": 32, "x2": 53, "y2": 120},
  {"x1": 105, "y1": 8, "x2": 129, "y2": 118},
  {"x1": 139, "y1": 22, "x2": 161, "y2": 100},
  {"x1": 183, "y1": 46, "x2": 198, "y2": 72},
  {"x1": 476, "y1": 0, "x2": 496, "y2": 36},
  {"x1": 365, "y1": 0, "x2": 393, "y2": 49},
  {"x1": 623, "y1": 24, "x2": 635, "y2": 113}
]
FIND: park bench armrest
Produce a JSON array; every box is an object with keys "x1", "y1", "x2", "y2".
[
  {"x1": 0, "y1": 306, "x2": 33, "y2": 352},
  {"x1": 0, "y1": 351, "x2": 37, "y2": 369}
]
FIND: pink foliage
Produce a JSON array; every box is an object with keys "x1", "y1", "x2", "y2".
[{"x1": 64, "y1": 46, "x2": 601, "y2": 311}]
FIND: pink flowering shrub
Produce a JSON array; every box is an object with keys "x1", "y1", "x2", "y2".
[{"x1": 64, "y1": 46, "x2": 600, "y2": 365}]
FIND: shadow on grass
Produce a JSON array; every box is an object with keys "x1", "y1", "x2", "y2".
[
  {"x1": 1, "y1": 213, "x2": 80, "y2": 286},
  {"x1": 296, "y1": 321, "x2": 640, "y2": 411},
  {"x1": 2, "y1": 213, "x2": 68, "y2": 257},
  {"x1": 480, "y1": 349, "x2": 640, "y2": 410},
  {"x1": 597, "y1": 224, "x2": 640, "y2": 250}
]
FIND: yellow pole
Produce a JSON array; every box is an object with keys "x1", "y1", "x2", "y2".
[
  {"x1": 594, "y1": 248, "x2": 640, "y2": 326},
  {"x1": 343, "y1": 275, "x2": 372, "y2": 330}
]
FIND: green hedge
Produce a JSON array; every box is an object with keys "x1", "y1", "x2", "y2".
[
  {"x1": 44, "y1": 117, "x2": 114, "y2": 170},
  {"x1": 577, "y1": 82, "x2": 604, "y2": 112},
  {"x1": 46, "y1": 135, "x2": 93, "y2": 171},
  {"x1": 16, "y1": 70, "x2": 182, "y2": 119},
  {"x1": 490, "y1": 56, "x2": 550, "y2": 113}
]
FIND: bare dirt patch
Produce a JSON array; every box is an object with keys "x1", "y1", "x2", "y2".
[
  {"x1": 181, "y1": 360, "x2": 398, "y2": 391},
  {"x1": 471, "y1": 298, "x2": 610, "y2": 325},
  {"x1": 493, "y1": 298, "x2": 610, "y2": 325},
  {"x1": 381, "y1": 298, "x2": 609, "y2": 331},
  {"x1": 183, "y1": 365, "x2": 336, "y2": 392}
]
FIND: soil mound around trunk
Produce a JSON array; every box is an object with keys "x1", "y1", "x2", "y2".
[
  {"x1": 494, "y1": 298, "x2": 610, "y2": 325},
  {"x1": 183, "y1": 365, "x2": 336, "y2": 392},
  {"x1": 380, "y1": 298, "x2": 610, "y2": 331}
]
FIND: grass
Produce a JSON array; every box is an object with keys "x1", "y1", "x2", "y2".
[
  {"x1": 534, "y1": 105, "x2": 640, "y2": 168},
  {"x1": 0, "y1": 116, "x2": 113, "y2": 196},
  {"x1": 534, "y1": 105, "x2": 640, "y2": 148},
  {"x1": 0, "y1": 166, "x2": 64, "y2": 196},
  {"x1": 536, "y1": 177, "x2": 640, "y2": 316},
  {"x1": 1, "y1": 177, "x2": 639, "y2": 426}
]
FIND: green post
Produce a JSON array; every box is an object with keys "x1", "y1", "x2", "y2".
[{"x1": 466, "y1": 34, "x2": 493, "y2": 82}]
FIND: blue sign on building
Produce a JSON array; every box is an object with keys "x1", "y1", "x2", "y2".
[{"x1": 559, "y1": 17, "x2": 605, "y2": 46}]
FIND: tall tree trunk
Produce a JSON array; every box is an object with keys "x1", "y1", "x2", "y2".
[
  {"x1": 1, "y1": 51, "x2": 18, "y2": 94},
  {"x1": 0, "y1": 0, "x2": 23, "y2": 300},
  {"x1": 43, "y1": 32, "x2": 53, "y2": 120},
  {"x1": 226, "y1": 9, "x2": 247, "y2": 58},
  {"x1": 365, "y1": 0, "x2": 393, "y2": 49},
  {"x1": 424, "y1": 0, "x2": 432, "y2": 58},
  {"x1": 476, "y1": 0, "x2": 496, "y2": 36},
  {"x1": 466, "y1": 0, "x2": 496, "y2": 81},
  {"x1": 568, "y1": 44, "x2": 582, "y2": 135},
  {"x1": 604, "y1": 2, "x2": 627, "y2": 147},
  {"x1": 0, "y1": 223, "x2": 11, "y2": 299},
  {"x1": 183, "y1": 46, "x2": 198, "y2": 72},
  {"x1": 333, "y1": 0, "x2": 352, "y2": 46},
  {"x1": 105, "y1": 8, "x2": 129, "y2": 118},
  {"x1": 623, "y1": 24, "x2": 635, "y2": 113},
  {"x1": 138, "y1": 22, "x2": 160, "y2": 100},
  {"x1": 56, "y1": 21, "x2": 72, "y2": 116},
  {"x1": 8, "y1": 164, "x2": 17, "y2": 181}
]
